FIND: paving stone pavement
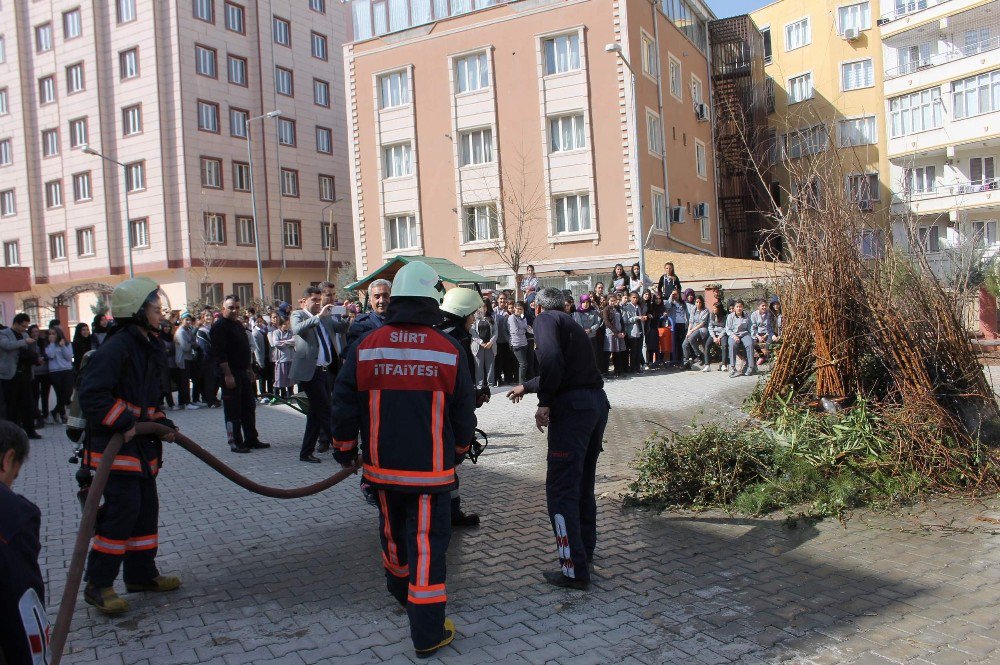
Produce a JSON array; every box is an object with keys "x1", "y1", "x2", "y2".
[{"x1": 19, "y1": 367, "x2": 1000, "y2": 664}]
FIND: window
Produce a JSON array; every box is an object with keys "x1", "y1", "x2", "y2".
[
  {"x1": 761, "y1": 27, "x2": 772, "y2": 63},
  {"x1": 455, "y1": 52, "x2": 489, "y2": 93},
  {"x1": 316, "y1": 126, "x2": 332, "y2": 154},
  {"x1": 784, "y1": 124, "x2": 827, "y2": 158},
  {"x1": 691, "y1": 76, "x2": 703, "y2": 105},
  {"x1": 952, "y1": 70, "x2": 1000, "y2": 120},
  {"x1": 464, "y1": 205, "x2": 498, "y2": 242},
  {"x1": 273, "y1": 16, "x2": 291, "y2": 46},
  {"x1": 379, "y1": 70, "x2": 410, "y2": 108},
  {"x1": 889, "y1": 88, "x2": 942, "y2": 137},
  {"x1": 838, "y1": 116, "x2": 876, "y2": 147},
  {"x1": 0, "y1": 139, "x2": 9, "y2": 166},
  {"x1": 700, "y1": 215, "x2": 711, "y2": 242},
  {"x1": 321, "y1": 222, "x2": 338, "y2": 250},
  {"x1": 120, "y1": 48, "x2": 139, "y2": 79},
  {"x1": 36, "y1": 23, "x2": 53, "y2": 53},
  {"x1": 971, "y1": 157, "x2": 996, "y2": 187},
  {"x1": 117, "y1": 0, "x2": 136, "y2": 23},
  {"x1": 784, "y1": 17, "x2": 810, "y2": 50},
  {"x1": 277, "y1": 118, "x2": 296, "y2": 146},
  {"x1": 918, "y1": 225, "x2": 940, "y2": 253},
  {"x1": 652, "y1": 189, "x2": 667, "y2": 230},
  {"x1": 695, "y1": 140, "x2": 707, "y2": 178},
  {"x1": 66, "y1": 63, "x2": 86, "y2": 94},
  {"x1": 42, "y1": 129, "x2": 59, "y2": 157},
  {"x1": 4, "y1": 241, "x2": 19, "y2": 266},
  {"x1": 236, "y1": 216, "x2": 255, "y2": 245},
  {"x1": 641, "y1": 34, "x2": 658, "y2": 78},
  {"x1": 314, "y1": 79, "x2": 330, "y2": 107},
  {"x1": 49, "y1": 233, "x2": 66, "y2": 260},
  {"x1": 201, "y1": 283, "x2": 223, "y2": 305},
  {"x1": 311, "y1": 32, "x2": 328, "y2": 60},
  {"x1": 226, "y1": 55, "x2": 247, "y2": 86},
  {"x1": 841, "y1": 59, "x2": 873, "y2": 91},
  {"x1": 791, "y1": 178, "x2": 822, "y2": 210},
  {"x1": 234, "y1": 283, "x2": 254, "y2": 303},
  {"x1": 195, "y1": 45, "x2": 217, "y2": 78},
  {"x1": 386, "y1": 215, "x2": 418, "y2": 250},
  {"x1": 225, "y1": 1, "x2": 245, "y2": 32},
  {"x1": 39, "y1": 76, "x2": 56, "y2": 105},
  {"x1": 77, "y1": 227, "x2": 95, "y2": 256},
  {"x1": 787, "y1": 73, "x2": 812, "y2": 104},
  {"x1": 860, "y1": 229, "x2": 883, "y2": 259},
  {"x1": 272, "y1": 283, "x2": 291, "y2": 304},
  {"x1": 73, "y1": 172, "x2": 92, "y2": 201},
  {"x1": 383, "y1": 143, "x2": 413, "y2": 178},
  {"x1": 194, "y1": 0, "x2": 214, "y2": 22},
  {"x1": 0, "y1": 37, "x2": 4, "y2": 64},
  {"x1": 275, "y1": 67, "x2": 293, "y2": 96},
  {"x1": 543, "y1": 33, "x2": 581, "y2": 75},
  {"x1": 125, "y1": 161, "x2": 145, "y2": 192},
  {"x1": 201, "y1": 157, "x2": 223, "y2": 189},
  {"x1": 280, "y1": 168, "x2": 299, "y2": 196},
  {"x1": 204, "y1": 213, "x2": 226, "y2": 244},
  {"x1": 282, "y1": 220, "x2": 301, "y2": 247},
  {"x1": 668, "y1": 57, "x2": 682, "y2": 99},
  {"x1": 198, "y1": 101, "x2": 220, "y2": 132},
  {"x1": 846, "y1": 173, "x2": 878, "y2": 203},
  {"x1": 310, "y1": 0, "x2": 326, "y2": 12},
  {"x1": 838, "y1": 2, "x2": 871, "y2": 34},
  {"x1": 459, "y1": 129, "x2": 492, "y2": 166},
  {"x1": 69, "y1": 118, "x2": 87, "y2": 148},
  {"x1": 554, "y1": 194, "x2": 591, "y2": 233},
  {"x1": 64, "y1": 9, "x2": 83, "y2": 39},
  {"x1": 0, "y1": 89, "x2": 7, "y2": 115},
  {"x1": 0, "y1": 190, "x2": 15, "y2": 216},
  {"x1": 905, "y1": 165, "x2": 936, "y2": 194},
  {"x1": 971, "y1": 221, "x2": 998, "y2": 247},
  {"x1": 130, "y1": 218, "x2": 149, "y2": 248},
  {"x1": 122, "y1": 105, "x2": 142, "y2": 136},
  {"x1": 230, "y1": 108, "x2": 248, "y2": 137},
  {"x1": 549, "y1": 114, "x2": 585, "y2": 152},
  {"x1": 45, "y1": 180, "x2": 63, "y2": 209},
  {"x1": 646, "y1": 112, "x2": 663, "y2": 156},
  {"x1": 233, "y1": 161, "x2": 251, "y2": 191},
  {"x1": 319, "y1": 175, "x2": 336, "y2": 201}
]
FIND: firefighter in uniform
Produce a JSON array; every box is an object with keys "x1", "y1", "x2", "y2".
[
  {"x1": 332, "y1": 261, "x2": 477, "y2": 659},
  {"x1": 79, "y1": 277, "x2": 181, "y2": 615}
]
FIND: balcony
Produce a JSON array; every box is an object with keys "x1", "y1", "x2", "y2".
[
  {"x1": 890, "y1": 177, "x2": 1000, "y2": 215},
  {"x1": 879, "y1": 0, "x2": 990, "y2": 38},
  {"x1": 885, "y1": 39, "x2": 1000, "y2": 95},
  {"x1": 885, "y1": 34, "x2": 1000, "y2": 80},
  {"x1": 887, "y1": 107, "x2": 1000, "y2": 158}
]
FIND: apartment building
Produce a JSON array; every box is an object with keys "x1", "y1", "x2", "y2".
[
  {"x1": 344, "y1": 0, "x2": 720, "y2": 288},
  {"x1": 880, "y1": 0, "x2": 1000, "y2": 264},
  {"x1": 0, "y1": 0, "x2": 353, "y2": 323},
  {"x1": 751, "y1": 0, "x2": 891, "y2": 245}
]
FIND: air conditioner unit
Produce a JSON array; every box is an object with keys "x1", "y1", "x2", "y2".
[
  {"x1": 694, "y1": 202, "x2": 709, "y2": 218},
  {"x1": 876, "y1": 17, "x2": 891, "y2": 26},
  {"x1": 843, "y1": 27, "x2": 860, "y2": 41},
  {"x1": 857, "y1": 199, "x2": 874, "y2": 211},
  {"x1": 670, "y1": 206, "x2": 685, "y2": 223},
  {"x1": 695, "y1": 103, "x2": 709, "y2": 121}
]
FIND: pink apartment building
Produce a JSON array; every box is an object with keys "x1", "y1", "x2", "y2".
[
  {"x1": 345, "y1": 0, "x2": 719, "y2": 288},
  {"x1": 0, "y1": 0, "x2": 353, "y2": 323}
]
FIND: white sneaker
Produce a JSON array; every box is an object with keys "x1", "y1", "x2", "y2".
[
  {"x1": 193, "y1": 401, "x2": 207, "y2": 407},
  {"x1": 701, "y1": 365, "x2": 711, "y2": 372},
  {"x1": 720, "y1": 364, "x2": 728, "y2": 371},
  {"x1": 258, "y1": 398, "x2": 269, "y2": 405},
  {"x1": 170, "y1": 405, "x2": 181, "y2": 411},
  {"x1": 185, "y1": 404, "x2": 201, "y2": 410}
]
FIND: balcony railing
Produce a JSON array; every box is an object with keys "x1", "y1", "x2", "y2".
[
  {"x1": 885, "y1": 35, "x2": 1000, "y2": 79},
  {"x1": 879, "y1": 0, "x2": 948, "y2": 23},
  {"x1": 897, "y1": 177, "x2": 1000, "y2": 201}
]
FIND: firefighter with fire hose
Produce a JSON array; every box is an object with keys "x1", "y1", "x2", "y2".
[
  {"x1": 331, "y1": 261, "x2": 477, "y2": 659},
  {"x1": 77, "y1": 277, "x2": 181, "y2": 616}
]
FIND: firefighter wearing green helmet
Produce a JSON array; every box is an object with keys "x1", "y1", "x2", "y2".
[{"x1": 77, "y1": 277, "x2": 181, "y2": 615}]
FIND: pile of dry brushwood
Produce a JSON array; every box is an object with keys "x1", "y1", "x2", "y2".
[{"x1": 756, "y1": 193, "x2": 1000, "y2": 493}]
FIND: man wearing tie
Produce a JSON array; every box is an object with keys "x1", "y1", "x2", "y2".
[{"x1": 290, "y1": 286, "x2": 346, "y2": 463}]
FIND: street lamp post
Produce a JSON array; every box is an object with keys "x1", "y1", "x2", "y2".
[
  {"x1": 321, "y1": 198, "x2": 344, "y2": 281},
  {"x1": 605, "y1": 43, "x2": 646, "y2": 285},
  {"x1": 81, "y1": 145, "x2": 134, "y2": 278},
  {"x1": 246, "y1": 110, "x2": 282, "y2": 304}
]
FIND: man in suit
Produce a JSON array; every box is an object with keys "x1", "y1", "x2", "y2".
[
  {"x1": 0, "y1": 314, "x2": 41, "y2": 438},
  {"x1": 290, "y1": 286, "x2": 348, "y2": 463}
]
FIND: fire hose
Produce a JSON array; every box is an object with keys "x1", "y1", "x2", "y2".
[{"x1": 49, "y1": 422, "x2": 361, "y2": 665}]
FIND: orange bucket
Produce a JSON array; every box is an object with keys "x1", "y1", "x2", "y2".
[{"x1": 658, "y1": 327, "x2": 672, "y2": 354}]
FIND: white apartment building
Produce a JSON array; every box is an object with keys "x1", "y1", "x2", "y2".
[
  {"x1": 0, "y1": 0, "x2": 352, "y2": 322},
  {"x1": 881, "y1": 0, "x2": 1000, "y2": 262}
]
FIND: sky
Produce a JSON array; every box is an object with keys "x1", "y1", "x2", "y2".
[{"x1": 706, "y1": 0, "x2": 774, "y2": 19}]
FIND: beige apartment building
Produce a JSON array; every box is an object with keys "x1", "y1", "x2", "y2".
[
  {"x1": 0, "y1": 0, "x2": 353, "y2": 323},
  {"x1": 345, "y1": 0, "x2": 720, "y2": 289}
]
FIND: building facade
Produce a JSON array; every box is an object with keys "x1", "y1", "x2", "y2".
[
  {"x1": 0, "y1": 0, "x2": 353, "y2": 323},
  {"x1": 345, "y1": 0, "x2": 720, "y2": 289}
]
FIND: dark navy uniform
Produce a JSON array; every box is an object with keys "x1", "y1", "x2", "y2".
[
  {"x1": 79, "y1": 324, "x2": 175, "y2": 588},
  {"x1": 344, "y1": 310, "x2": 385, "y2": 360},
  {"x1": 0, "y1": 483, "x2": 49, "y2": 665},
  {"x1": 332, "y1": 298, "x2": 476, "y2": 651},
  {"x1": 525, "y1": 309, "x2": 609, "y2": 583}
]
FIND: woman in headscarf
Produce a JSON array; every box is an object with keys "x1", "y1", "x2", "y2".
[{"x1": 72, "y1": 322, "x2": 92, "y2": 374}]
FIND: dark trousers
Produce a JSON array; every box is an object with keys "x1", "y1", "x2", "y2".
[
  {"x1": 672, "y1": 323, "x2": 687, "y2": 364},
  {"x1": 299, "y1": 367, "x2": 333, "y2": 458},
  {"x1": 546, "y1": 388, "x2": 609, "y2": 583},
  {"x1": 376, "y1": 490, "x2": 451, "y2": 650},
  {"x1": 87, "y1": 475, "x2": 160, "y2": 587},
  {"x1": 682, "y1": 328, "x2": 709, "y2": 364},
  {"x1": 495, "y1": 342, "x2": 513, "y2": 384},
  {"x1": 173, "y1": 366, "x2": 191, "y2": 406},
  {"x1": 190, "y1": 359, "x2": 203, "y2": 403},
  {"x1": 512, "y1": 346, "x2": 529, "y2": 384},
  {"x1": 644, "y1": 326, "x2": 659, "y2": 363},
  {"x1": 49, "y1": 370, "x2": 74, "y2": 417},
  {"x1": 221, "y1": 373, "x2": 258, "y2": 447},
  {"x1": 257, "y1": 361, "x2": 274, "y2": 396},
  {"x1": 626, "y1": 336, "x2": 643, "y2": 371},
  {"x1": 1, "y1": 375, "x2": 36, "y2": 434},
  {"x1": 35, "y1": 375, "x2": 50, "y2": 419},
  {"x1": 201, "y1": 363, "x2": 219, "y2": 406}
]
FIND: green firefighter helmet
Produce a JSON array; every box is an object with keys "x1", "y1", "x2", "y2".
[
  {"x1": 390, "y1": 261, "x2": 444, "y2": 302},
  {"x1": 111, "y1": 277, "x2": 160, "y2": 320},
  {"x1": 440, "y1": 287, "x2": 483, "y2": 318}
]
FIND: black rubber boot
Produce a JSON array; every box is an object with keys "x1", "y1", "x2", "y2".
[{"x1": 450, "y1": 496, "x2": 480, "y2": 527}]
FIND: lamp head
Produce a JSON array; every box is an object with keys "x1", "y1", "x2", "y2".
[
  {"x1": 604, "y1": 43, "x2": 622, "y2": 53},
  {"x1": 265, "y1": 110, "x2": 282, "y2": 118},
  {"x1": 80, "y1": 144, "x2": 96, "y2": 155}
]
